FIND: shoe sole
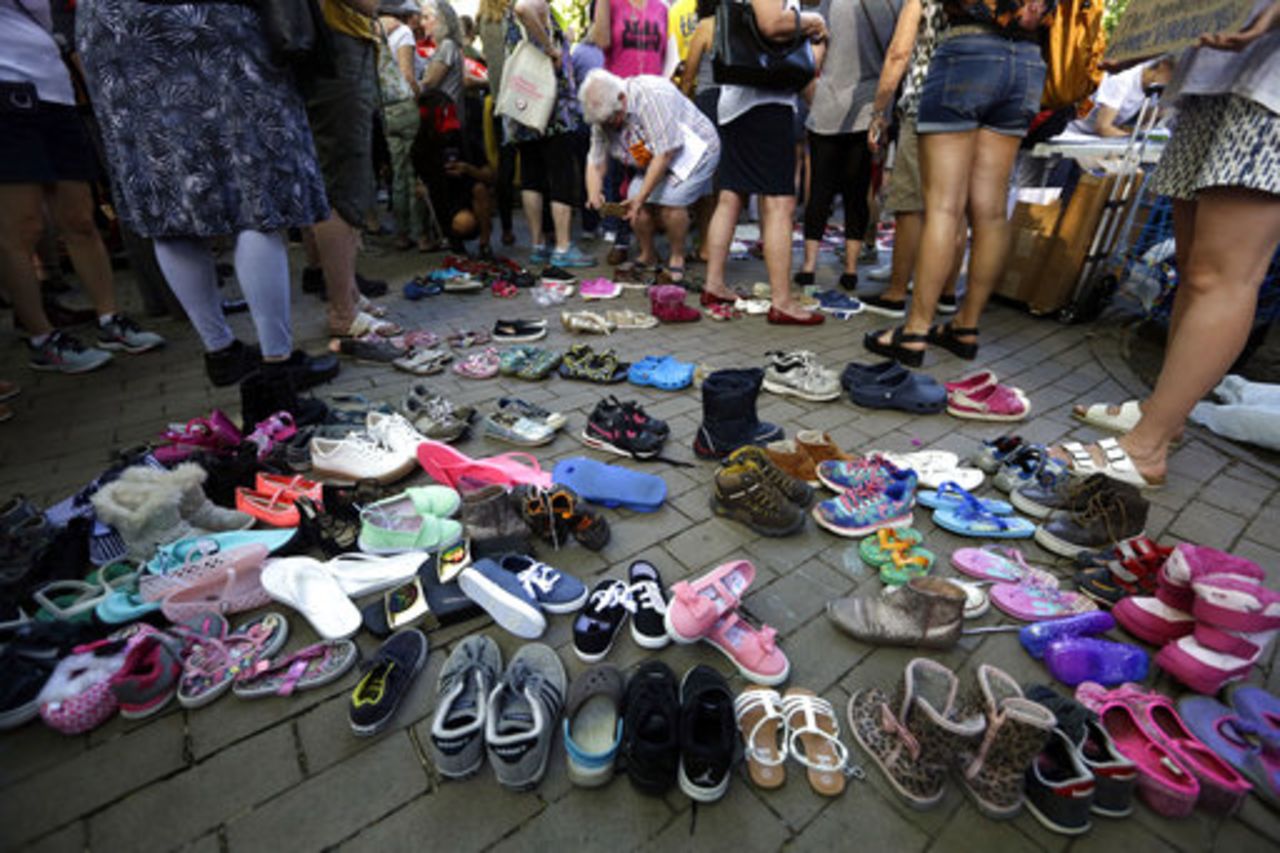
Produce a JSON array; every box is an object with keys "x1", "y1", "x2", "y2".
[
  {"x1": 811, "y1": 509, "x2": 914, "y2": 539},
  {"x1": 482, "y1": 427, "x2": 557, "y2": 447},
  {"x1": 761, "y1": 379, "x2": 842, "y2": 403},
  {"x1": 1024, "y1": 797, "x2": 1091, "y2": 836},
  {"x1": 541, "y1": 588, "x2": 589, "y2": 615},
  {"x1": 350, "y1": 638, "x2": 430, "y2": 737},
  {"x1": 1009, "y1": 489, "x2": 1055, "y2": 519},
  {"x1": 457, "y1": 571, "x2": 547, "y2": 639},
  {"x1": 710, "y1": 495, "x2": 806, "y2": 538},
  {"x1": 0, "y1": 699, "x2": 40, "y2": 731},
  {"x1": 1033, "y1": 525, "x2": 1137, "y2": 560},
  {"x1": 581, "y1": 430, "x2": 660, "y2": 460},
  {"x1": 492, "y1": 332, "x2": 548, "y2": 343},
  {"x1": 98, "y1": 340, "x2": 163, "y2": 354},
  {"x1": 28, "y1": 357, "x2": 112, "y2": 374},
  {"x1": 677, "y1": 757, "x2": 730, "y2": 803},
  {"x1": 859, "y1": 303, "x2": 906, "y2": 318},
  {"x1": 945, "y1": 405, "x2": 1029, "y2": 422},
  {"x1": 567, "y1": 758, "x2": 616, "y2": 788},
  {"x1": 631, "y1": 620, "x2": 670, "y2": 650}
]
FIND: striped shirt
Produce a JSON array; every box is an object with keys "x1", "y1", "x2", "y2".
[{"x1": 588, "y1": 74, "x2": 720, "y2": 170}]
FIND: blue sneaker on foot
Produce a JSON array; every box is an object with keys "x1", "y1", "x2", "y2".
[
  {"x1": 529, "y1": 244, "x2": 550, "y2": 266},
  {"x1": 551, "y1": 245, "x2": 597, "y2": 268}
]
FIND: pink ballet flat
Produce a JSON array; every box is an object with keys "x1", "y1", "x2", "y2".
[{"x1": 663, "y1": 559, "x2": 756, "y2": 643}]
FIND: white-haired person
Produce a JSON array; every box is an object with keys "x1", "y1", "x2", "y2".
[{"x1": 579, "y1": 68, "x2": 720, "y2": 281}]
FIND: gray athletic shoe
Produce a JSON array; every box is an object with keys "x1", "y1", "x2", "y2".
[
  {"x1": 97, "y1": 314, "x2": 166, "y2": 354},
  {"x1": 485, "y1": 643, "x2": 566, "y2": 791},
  {"x1": 430, "y1": 635, "x2": 502, "y2": 779},
  {"x1": 28, "y1": 330, "x2": 112, "y2": 374}
]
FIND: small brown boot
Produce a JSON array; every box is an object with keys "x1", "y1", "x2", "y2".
[
  {"x1": 460, "y1": 483, "x2": 530, "y2": 558},
  {"x1": 710, "y1": 461, "x2": 806, "y2": 537},
  {"x1": 764, "y1": 438, "x2": 818, "y2": 485},
  {"x1": 846, "y1": 658, "x2": 984, "y2": 809},
  {"x1": 827, "y1": 577, "x2": 965, "y2": 648},
  {"x1": 726, "y1": 445, "x2": 814, "y2": 507},
  {"x1": 955, "y1": 665, "x2": 1055, "y2": 819}
]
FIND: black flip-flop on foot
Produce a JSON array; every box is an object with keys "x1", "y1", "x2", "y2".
[{"x1": 863, "y1": 326, "x2": 926, "y2": 368}]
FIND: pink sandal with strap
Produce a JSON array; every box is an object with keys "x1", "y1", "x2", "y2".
[
  {"x1": 173, "y1": 611, "x2": 289, "y2": 708},
  {"x1": 246, "y1": 412, "x2": 297, "y2": 460},
  {"x1": 704, "y1": 610, "x2": 790, "y2": 686},
  {"x1": 155, "y1": 410, "x2": 243, "y2": 464},
  {"x1": 416, "y1": 439, "x2": 551, "y2": 489},
  {"x1": 664, "y1": 560, "x2": 757, "y2": 642},
  {"x1": 233, "y1": 639, "x2": 358, "y2": 699}
]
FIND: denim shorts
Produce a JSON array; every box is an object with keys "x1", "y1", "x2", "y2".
[{"x1": 916, "y1": 33, "x2": 1046, "y2": 137}]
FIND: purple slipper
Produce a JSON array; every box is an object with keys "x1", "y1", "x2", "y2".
[
  {"x1": 1044, "y1": 637, "x2": 1149, "y2": 686},
  {"x1": 1019, "y1": 611, "x2": 1116, "y2": 659}
]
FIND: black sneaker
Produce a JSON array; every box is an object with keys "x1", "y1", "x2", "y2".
[
  {"x1": 838, "y1": 272, "x2": 858, "y2": 292},
  {"x1": 611, "y1": 396, "x2": 669, "y2": 440},
  {"x1": 492, "y1": 318, "x2": 548, "y2": 343},
  {"x1": 1024, "y1": 727, "x2": 1096, "y2": 836},
  {"x1": 301, "y1": 266, "x2": 325, "y2": 295},
  {"x1": 678, "y1": 665, "x2": 735, "y2": 802},
  {"x1": 541, "y1": 265, "x2": 576, "y2": 287},
  {"x1": 356, "y1": 273, "x2": 389, "y2": 298},
  {"x1": 0, "y1": 650, "x2": 53, "y2": 731},
  {"x1": 860, "y1": 293, "x2": 907, "y2": 318},
  {"x1": 621, "y1": 660, "x2": 681, "y2": 795},
  {"x1": 204, "y1": 339, "x2": 262, "y2": 387},
  {"x1": 573, "y1": 579, "x2": 631, "y2": 662},
  {"x1": 349, "y1": 629, "x2": 430, "y2": 736},
  {"x1": 582, "y1": 399, "x2": 665, "y2": 459},
  {"x1": 627, "y1": 560, "x2": 670, "y2": 650}
]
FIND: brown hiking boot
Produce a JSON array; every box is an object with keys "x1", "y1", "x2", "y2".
[
  {"x1": 710, "y1": 461, "x2": 805, "y2": 537},
  {"x1": 764, "y1": 439, "x2": 817, "y2": 485},
  {"x1": 1034, "y1": 478, "x2": 1148, "y2": 558},
  {"x1": 827, "y1": 577, "x2": 965, "y2": 649},
  {"x1": 955, "y1": 665, "x2": 1055, "y2": 819},
  {"x1": 846, "y1": 658, "x2": 984, "y2": 810},
  {"x1": 727, "y1": 445, "x2": 814, "y2": 507}
]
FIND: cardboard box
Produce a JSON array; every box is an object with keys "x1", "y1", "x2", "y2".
[{"x1": 998, "y1": 199, "x2": 1063, "y2": 304}]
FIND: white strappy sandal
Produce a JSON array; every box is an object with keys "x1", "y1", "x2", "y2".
[
  {"x1": 1060, "y1": 437, "x2": 1164, "y2": 489},
  {"x1": 782, "y1": 689, "x2": 851, "y2": 797},
  {"x1": 1073, "y1": 399, "x2": 1142, "y2": 433},
  {"x1": 560, "y1": 310, "x2": 615, "y2": 335},
  {"x1": 734, "y1": 687, "x2": 787, "y2": 789}
]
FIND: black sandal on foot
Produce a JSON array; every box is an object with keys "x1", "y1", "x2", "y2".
[
  {"x1": 862, "y1": 326, "x2": 926, "y2": 368},
  {"x1": 926, "y1": 323, "x2": 979, "y2": 360}
]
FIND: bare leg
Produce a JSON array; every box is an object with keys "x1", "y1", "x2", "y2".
[
  {"x1": 760, "y1": 193, "x2": 812, "y2": 318},
  {"x1": 551, "y1": 201, "x2": 573, "y2": 253},
  {"x1": 473, "y1": 184, "x2": 493, "y2": 247},
  {"x1": 311, "y1": 210, "x2": 360, "y2": 332},
  {"x1": 801, "y1": 239, "x2": 819, "y2": 274},
  {"x1": 521, "y1": 189, "x2": 545, "y2": 248},
  {"x1": 703, "y1": 189, "x2": 745, "y2": 299},
  {"x1": 633, "y1": 205, "x2": 658, "y2": 265},
  {"x1": 661, "y1": 205, "x2": 689, "y2": 270},
  {"x1": 0, "y1": 185, "x2": 53, "y2": 336},
  {"x1": 302, "y1": 227, "x2": 321, "y2": 267},
  {"x1": 950, "y1": 129, "x2": 1022, "y2": 337},
  {"x1": 880, "y1": 210, "x2": 922, "y2": 302},
  {"x1": 48, "y1": 182, "x2": 119, "y2": 317},
  {"x1": 843, "y1": 237, "x2": 863, "y2": 275},
  {"x1": 694, "y1": 196, "x2": 714, "y2": 261}
]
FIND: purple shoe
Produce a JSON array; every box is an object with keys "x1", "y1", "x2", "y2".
[
  {"x1": 1181, "y1": 694, "x2": 1279, "y2": 810},
  {"x1": 1044, "y1": 638, "x2": 1149, "y2": 686},
  {"x1": 1019, "y1": 611, "x2": 1116, "y2": 659}
]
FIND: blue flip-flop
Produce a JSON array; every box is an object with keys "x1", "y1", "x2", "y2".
[
  {"x1": 552, "y1": 457, "x2": 667, "y2": 512},
  {"x1": 918, "y1": 482, "x2": 1013, "y2": 515},
  {"x1": 147, "y1": 528, "x2": 298, "y2": 575},
  {"x1": 933, "y1": 502, "x2": 1034, "y2": 538}
]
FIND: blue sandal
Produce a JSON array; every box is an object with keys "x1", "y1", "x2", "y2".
[
  {"x1": 933, "y1": 501, "x2": 1035, "y2": 539},
  {"x1": 917, "y1": 481, "x2": 1013, "y2": 516}
]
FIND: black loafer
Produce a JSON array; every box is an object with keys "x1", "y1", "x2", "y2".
[
  {"x1": 269, "y1": 349, "x2": 340, "y2": 390},
  {"x1": 205, "y1": 339, "x2": 261, "y2": 387}
]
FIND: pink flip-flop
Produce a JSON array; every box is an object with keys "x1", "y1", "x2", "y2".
[
  {"x1": 416, "y1": 440, "x2": 552, "y2": 489},
  {"x1": 664, "y1": 559, "x2": 756, "y2": 642},
  {"x1": 990, "y1": 582, "x2": 1097, "y2": 622},
  {"x1": 951, "y1": 545, "x2": 1057, "y2": 586},
  {"x1": 159, "y1": 545, "x2": 273, "y2": 622}
]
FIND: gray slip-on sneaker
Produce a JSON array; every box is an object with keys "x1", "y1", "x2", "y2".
[
  {"x1": 430, "y1": 635, "x2": 503, "y2": 778},
  {"x1": 485, "y1": 643, "x2": 566, "y2": 791}
]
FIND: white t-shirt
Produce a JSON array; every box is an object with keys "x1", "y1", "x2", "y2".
[
  {"x1": 1067, "y1": 62, "x2": 1150, "y2": 135},
  {"x1": 0, "y1": 0, "x2": 75, "y2": 106}
]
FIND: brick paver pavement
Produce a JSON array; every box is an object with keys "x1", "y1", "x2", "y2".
[{"x1": 2, "y1": 239, "x2": 1278, "y2": 853}]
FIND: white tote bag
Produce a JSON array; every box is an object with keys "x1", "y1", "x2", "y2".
[{"x1": 494, "y1": 24, "x2": 557, "y2": 134}]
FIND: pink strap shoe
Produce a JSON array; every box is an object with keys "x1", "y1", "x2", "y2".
[
  {"x1": 246, "y1": 412, "x2": 297, "y2": 460},
  {"x1": 703, "y1": 610, "x2": 789, "y2": 687},
  {"x1": 160, "y1": 547, "x2": 273, "y2": 623},
  {"x1": 1094, "y1": 699, "x2": 1199, "y2": 818},
  {"x1": 416, "y1": 440, "x2": 551, "y2": 489},
  {"x1": 664, "y1": 559, "x2": 756, "y2": 642},
  {"x1": 946, "y1": 383, "x2": 1030, "y2": 422}
]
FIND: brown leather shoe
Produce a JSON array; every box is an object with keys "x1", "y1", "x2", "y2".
[
  {"x1": 763, "y1": 439, "x2": 818, "y2": 486},
  {"x1": 795, "y1": 430, "x2": 850, "y2": 467},
  {"x1": 606, "y1": 246, "x2": 628, "y2": 266}
]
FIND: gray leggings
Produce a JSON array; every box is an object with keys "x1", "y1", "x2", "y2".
[{"x1": 153, "y1": 230, "x2": 292, "y2": 358}]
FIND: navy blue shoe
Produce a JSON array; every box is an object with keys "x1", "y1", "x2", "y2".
[{"x1": 841, "y1": 360, "x2": 945, "y2": 414}]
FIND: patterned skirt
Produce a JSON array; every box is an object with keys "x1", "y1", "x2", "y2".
[
  {"x1": 76, "y1": 0, "x2": 329, "y2": 238},
  {"x1": 1150, "y1": 93, "x2": 1280, "y2": 200}
]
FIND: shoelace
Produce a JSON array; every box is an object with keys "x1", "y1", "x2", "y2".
[
  {"x1": 629, "y1": 579, "x2": 667, "y2": 615},
  {"x1": 517, "y1": 563, "x2": 560, "y2": 597},
  {"x1": 1072, "y1": 490, "x2": 1129, "y2": 543},
  {"x1": 589, "y1": 579, "x2": 635, "y2": 615}
]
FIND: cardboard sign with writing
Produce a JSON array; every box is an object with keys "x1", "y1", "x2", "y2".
[{"x1": 1107, "y1": 0, "x2": 1255, "y2": 63}]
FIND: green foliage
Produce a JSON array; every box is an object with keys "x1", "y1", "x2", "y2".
[
  {"x1": 553, "y1": 0, "x2": 591, "y2": 39},
  {"x1": 1102, "y1": 0, "x2": 1132, "y2": 38}
]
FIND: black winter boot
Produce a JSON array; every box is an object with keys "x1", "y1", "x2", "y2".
[
  {"x1": 239, "y1": 369, "x2": 327, "y2": 432},
  {"x1": 692, "y1": 368, "x2": 783, "y2": 460}
]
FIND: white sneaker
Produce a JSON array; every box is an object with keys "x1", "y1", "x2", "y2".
[
  {"x1": 310, "y1": 434, "x2": 416, "y2": 484},
  {"x1": 365, "y1": 411, "x2": 427, "y2": 457}
]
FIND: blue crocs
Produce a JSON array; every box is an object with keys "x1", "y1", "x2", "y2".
[
  {"x1": 552, "y1": 457, "x2": 667, "y2": 512},
  {"x1": 628, "y1": 355, "x2": 694, "y2": 390},
  {"x1": 933, "y1": 502, "x2": 1035, "y2": 539},
  {"x1": 917, "y1": 481, "x2": 1013, "y2": 516},
  {"x1": 550, "y1": 245, "x2": 597, "y2": 268},
  {"x1": 627, "y1": 356, "x2": 666, "y2": 386},
  {"x1": 842, "y1": 361, "x2": 945, "y2": 414}
]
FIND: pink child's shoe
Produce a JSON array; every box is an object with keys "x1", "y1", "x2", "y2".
[
  {"x1": 664, "y1": 560, "x2": 756, "y2": 643},
  {"x1": 1093, "y1": 698, "x2": 1199, "y2": 818},
  {"x1": 580, "y1": 278, "x2": 621, "y2": 300},
  {"x1": 946, "y1": 383, "x2": 1030, "y2": 422},
  {"x1": 702, "y1": 610, "x2": 789, "y2": 686}
]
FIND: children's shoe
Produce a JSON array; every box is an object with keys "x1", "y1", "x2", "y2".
[
  {"x1": 357, "y1": 490, "x2": 464, "y2": 554},
  {"x1": 993, "y1": 444, "x2": 1059, "y2": 493},
  {"x1": 726, "y1": 445, "x2": 814, "y2": 507},
  {"x1": 563, "y1": 663, "x2": 626, "y2": 787},
  {"x1": 678, "y1": 665, "x2": 736, "y2": 802},
  {"x1": 627, "y1": 560, "x2": 670, "y2": 649},
  {"x1": 828, "y1": 577, "x2": 965, "y2": 649},
  {"x1": 458, "y1": 559, "x2": 547, "y2": 639},
  {"x1": 1181, "y1": 692, "x2": 1280, "y2": 810},
  {"x1": 814, "y1": 455, "x2": 902, "y2": 493},
  {"x1": 1025, "y1": 685, "x2": 1139, "y2": 817},
  {"x1": 664, "y1": 559, "x2": 756, "y2": 643},
  {"x1": 485, "y1": 643, "x2": 566, "y2": 790},
  {"x1": 582, "y1": 398, "x2": 665, "y2": 459},
  {"x1": 107, "y1": 632, "x2": 182, "y2": 719},
  {"x1": 499, "y1": 554, "x2": 587, "y2": 614},
  {"x1": 550, "y1": 245, "x2": 596, "y2": 268},
  {"x1": 1033, "y1": 479, "x2": 1149, "y2": 558},
  {"x1": 621, "y1": 660, "x2": 681, "y2": 794},
  {"x1": 762, "y1": 351, "x2": 841, "y2": 402},
  {"x1": 541, "y1": 265, "x2": 577, "y2": 289},
  {"x1": 812, "y1": 478, "x2": 915, "y2": 538},
  {"x1": 764, "y1": 439, "x2": 818, "y2": 486},
  {"x1": 1088, "y1": 697, "x2": 1199, "y2": 818},
  {"x1": 711, "y1": 461, "x2": 806, "y2": 536},
  {"x1": 430, "y1": 635, "x2": 503, "y2": 778},
  {"x1": 97, "y1": 314, "x2": 165, "y2": 354},
  {"x1": 572, "y1": 579, "x2": 632, "y2": 662},
  {"x1": 350, "y1": 627, "x2": 430, "y2": 732},
  {"x1": 702, "y1": 610, "x2": 790, "y2": 686},
  {"x1": 969, "y1": 434, "x2": 1024, "y2": 473},
  {"x1": 28, "y1": 330, "x2": 113, "y2": 374},
  {"x1": 957, "y1": 665, "x2": 1055, "y2": 819},
  {"x1": 1024, "y1": 728, "x2": 1096, "y2": 836}
]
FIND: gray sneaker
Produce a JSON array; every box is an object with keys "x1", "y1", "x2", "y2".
[
  {"x1": 485, "y1": 643, "x2": 566, "y2": 790},
  {"x1": 97, "y1": 314, "x2": 166, "y2": 354},
  {"x1": 761, "y1": 351, "x2": 841, "y2": 402},
  {"x1": 430, "y1": 635, "x2": 503, "y2": 778},
  {"x1": 28, "y1": 330, "x2": 113, "y2": 374}
]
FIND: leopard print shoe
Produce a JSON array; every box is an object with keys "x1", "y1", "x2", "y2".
[{"x1": 955, "y1": 664, "x2": 1056, "y2": 819}]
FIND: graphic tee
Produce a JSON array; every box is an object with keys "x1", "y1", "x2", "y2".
[{"x1": 605, "y1": 0, "x2": 668, "y2": 78}]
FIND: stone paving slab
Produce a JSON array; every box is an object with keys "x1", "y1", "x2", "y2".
[{"x1": 2, "y1": 239, "x2": 1278, "y2": 853}]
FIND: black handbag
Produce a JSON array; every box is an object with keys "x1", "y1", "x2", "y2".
[
  {"x1": 711, "y1": 0, "x2": 815, "y2": 92},
  {"x1": 257, "y1": 0, "x2": 336, "y2": 82}
]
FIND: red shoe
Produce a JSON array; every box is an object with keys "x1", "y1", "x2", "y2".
[
  {"x1": 700, "y1": 289, "x2": 737, "y2": 307},
  {"x1": 767, "y1": 307, "x2": 825, "y2": 325}
]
